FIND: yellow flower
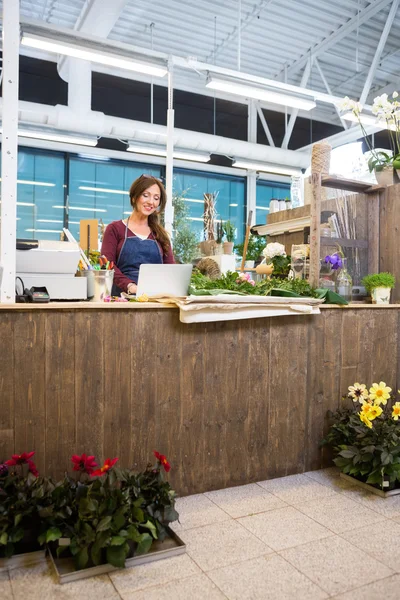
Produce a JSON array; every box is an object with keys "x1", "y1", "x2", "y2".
[
  {"x1": 359, "y1": 412, "x2": 373, "y2": 429},
  {"x1": 392, "y1": 402, "x2": 400, "y2": 421},
  {"x1": 360, "y1": 402, "x2": 373, "y2": 415},
  {"x1": 369, "y1": 382, "x2": 392, "y2": 405},
  {"x1": 365, "y1": 405, "x2": 383, "y2": 421},
  {"x1": 348, "y1": 383, "x2": 369, "y2": 403},
  {"x1": 137, "y1": 294, "x2": 149, "y2": 303}
]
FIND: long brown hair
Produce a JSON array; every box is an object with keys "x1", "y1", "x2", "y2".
[{"x1": 129, "y1": 175, "x2": 171, "y2": 255}]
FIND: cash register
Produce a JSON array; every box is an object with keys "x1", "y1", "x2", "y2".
[{"x1": 16, "y1": 239, "x2": 87, "y2": 300}]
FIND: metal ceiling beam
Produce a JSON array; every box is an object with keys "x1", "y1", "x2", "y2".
[
  {"x1": 281, "y1": 58, "x2": 313, "y2": 149},
  {"x1": 205, "y1": 0, "x2": 274, "y2": 63},
  {"x1": 256, "y1": 103, "x2": 275, "y2": 147},
  {"x1": 359, "y1": 0, "x2": 399, "y2": 105},
  {"x1": 276, "y1": 0, "x2": 395, "y2": 80},
  {"x1": 314, "y1": 58, "x2": 347, "y2": 129},
  {"x1": 58, "y1": 0, "x2": 130, "y2": 79}
]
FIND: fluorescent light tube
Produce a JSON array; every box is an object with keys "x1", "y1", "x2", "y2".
[
  {"x1": 18, "y1": 129, "x2": 98, "y2": 146},
  {"x1": 25, "y1": 228, "x2": 62, "y2": 233},
  {"x1": 229, "y1": 203, "x2": 238, "y2": 207},
  {"x1": 52, "y1": 205, "x2": 107, "y2": 213},
  {"x1": 21, "y1": 34, "x2": 167, "y2": 78},
  {"x1": 341, "y1": 111, "x2": 397, "y2": 132},
  {"x1": 232, "y1": 159, "x2": 302, "y2": 176},
  {"x1": 206, "y1": 77, "x2": 316, "y2": 111},
  {"x1": 127, "y1": 144, "x2": 210, "y2": 163},
  {"x1": 79, "y1": 186, "x2": 127, "y2": 195},
  {"x1": 16, "y1": 202, "x2": 35, "y2": 206},
  {"x1": 0, "y1": 177, "x2": 55, "y2": 186}
]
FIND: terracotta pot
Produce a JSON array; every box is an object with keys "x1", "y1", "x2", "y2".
[
  {"x1": 374, "y1": 166, "x2": 394, "y2": 186},
  {"x1": 223, "y1": 241, "x2": 234, "y2": 255},
  {"x1": 371, "y1": 287, "x2": 391, "y2": 305}
]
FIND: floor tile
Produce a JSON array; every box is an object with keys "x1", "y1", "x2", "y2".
[
  {"x1": 9, "y1": 559, "x2": 120, "y2": 600},
  {"x1": 110, "y1": 553, "x2": 201, "y2": 596},
  {"x1": 257, "y1": 474, "x2": 337, "y2": 505},
  {"x1": 179, "y1": 519, "x2": 272, "y2": 572},
  {"x1": 280, "y1": 535, "x2": 393, "y2": 596},
  {"x1": 238, "y1": 506, "x2": 333, "y2": 551},
  {"x1": 208, "y1": 554, "x2": 328, "y2": 600},
  {"x1": 296, "y1": 492, "x2": 386, "y2": 534},
  {"x1": 0, "y1": 571, "x2": 13, "y2": 600},
  {"x1": 204, "y1": 483, "x2": 286, "y2": 518},
  {"x1": 170, "y1": 494, "x2": 230, "y2": 532},
  {"x1": 304, "y1": 468, "x2": 359, "y2": 492},
  {"x1": 341, "y1": 520, "x2": 400, "y2": 572},
  {"x1": 340, "y1": 486, "x2": 400, "y2": 518},
  {"x1": 120, "y1": 573, "x2": 227, "y2": 600},
  {"x1": 332, "y1": 574, "x2": 400, "y2": 599}
]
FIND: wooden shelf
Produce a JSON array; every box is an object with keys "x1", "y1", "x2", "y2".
[
  {"x1": 321, "y1": 176, "x2": 384, "y2": 194},
  {"x1": 320, "y1": 237, "x2": 368, "y2": 249}
]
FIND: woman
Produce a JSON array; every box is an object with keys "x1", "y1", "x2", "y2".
[{"x1": 101, "y1": 174, "x2": 175, "y2": 295}]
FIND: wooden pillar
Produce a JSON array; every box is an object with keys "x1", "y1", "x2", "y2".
[
  {"x1": 309, "y1": 173, "x2": 321, "y2": 288},
  {"x1": 367, "y1": 191, "x2": 380, "y2": 274}
]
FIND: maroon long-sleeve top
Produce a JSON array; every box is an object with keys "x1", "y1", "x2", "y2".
[{"x1": 101, "y1": 220, "x2": 175, "y2": 292}]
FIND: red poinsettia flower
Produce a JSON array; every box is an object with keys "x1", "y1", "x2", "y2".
[
  {"x1": 71, "y1": 453, "x2": 98, "y2": 475},
  {"x1": 5, "y1": 452, "x2": 38, "y2": 477},
  {"x1": 153, "y1": 450, "x2": 171, "y2": 473},
  {"x1": 91, "y1": 457, "x2": 118, "y2": 477}
]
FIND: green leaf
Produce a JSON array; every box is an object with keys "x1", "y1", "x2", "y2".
[
  {"x1": 46, "y1": 527, "x2": 62, "y2": 543},
  {"x1": 14, "y1": 514, "x2": 23, "y2": 527},
  {"x1": 113, "y1": 513, "x2": 126, "y2": 530},
  {"x1": 10, "y1": 529, "x2": 24, "y2": 543},
  {"x1": 110, "y1": 536, "x2": 126, "y2": 546},
  {"x1": 0, "y1": 532, "x2": 8, "y2": 545},
  {"x1": 91, "y1": 543, "x2": 102, "y2": 566},
  {"x1": 339, "y1": 450, "x2": 356, "y2": 458},
  {"x1": 97, "y1": 516, "x2": 112, "y2": 532},
  {"x1": 75, "y1": 547, "x2": 89, "y2": 570},
  {"x1": 136, "y1": 533, "x2": 153, "y2": 555},
  {"x1": 126, "y1": 525, "x2": 141, "y2": 542},
  {"x1": 141, "y1": 520, "x2": 158, "y2": 539},
  {"x1": 106, "y1": 544, "x2": 128, "y2": 568},
  {"x1": 132, "y1": 507, "x2": 144, "y2": 522},
  {"x1": 163, "y1": 506, "x2": 179, "y2": 523},
  {"x1": 95, "y1": 530, "x2": 111, "y2": 549}
]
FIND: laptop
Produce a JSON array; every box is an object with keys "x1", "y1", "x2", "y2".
[{"x1": 135, "y1": 264, "x2": 193, "y2": 298}]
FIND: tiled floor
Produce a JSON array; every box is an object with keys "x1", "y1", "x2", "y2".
[{"x1": 2, "y1": 467, "x2": 400, "y2": 599}]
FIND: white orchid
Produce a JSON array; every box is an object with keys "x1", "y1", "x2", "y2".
[
  {"x1": 338, "y1": 96, "x2": 362, "y2": 115},
  {"x1": 263, "y1": 242, "x2": 286, "y2": 261}
]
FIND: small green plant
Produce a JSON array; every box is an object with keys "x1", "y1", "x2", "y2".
[
  {"x1": 223, "y1": 220, "x2": 236, "y2": 243},
  {"x1": 362, "y1": 272, "x2": 395, "y2": 293},
  {"x1": 216, "y1": 221, "x2": 224, "y2": 244},
  {"x1": 234, "y1": 235, "x2": 266, "y2": 262},
  {"x1": 172, "y1": 190, "x2": 199, "y2": 263}
]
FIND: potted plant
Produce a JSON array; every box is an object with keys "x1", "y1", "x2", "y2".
[
  {"x1": 215, "y1": 220, "x2": 224, "y2": 255},
  {"x1": 362, "y1": 272, "x2": 395, "y2": 304},
  {"x1": 234, "y1": 235, "x2": 266, "y2": 268},
  {"x1": 323, "y1": 381, "x2": 400, "y2": 494},
  {"x1": 262, "y1": 242, "x2": 291, "y2": 278},
  {"x1": 0, "y1": 452, "x2": 50, "y2": 567},
  {"x1": 171, "y1": 191, "x2": 199, "y2": 263},
  {"x1": 223, "y1": 221, "x2": 236, "y2": 254},
  {"x1": 339, "y1": 93, "x2": 400, "y2": 185}
]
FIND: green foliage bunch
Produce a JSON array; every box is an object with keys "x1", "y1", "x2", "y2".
[
  {"x1": 362, "y1": 272, "x2": 395, "y2": 293},
  {"x1": 234, "y1": 235, "x2": 266, "y2": 262},
  {"x1": 172, "y1": 190, "x2": 199, "y2": 263}
]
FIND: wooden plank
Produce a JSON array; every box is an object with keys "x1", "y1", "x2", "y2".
[
  {"x1": 75, "y1": 312, "x2": 105, "y2": 462},
  {"x1": 13, "y1": 312, "x2": 46, "y2": 473},
  {"x1": 309, "y1": 173, "x2": 322, "y2": 288},
  {"x1": 367, "y1": 192, "x2": 380, "y2": 274},
  {"x1": 322, "y1": 176, "x2": 384, "y2": 194},
  {"x1": 380, "y1": 185, "x2": 400, "y2": 302},
  {"x1": 102, "y1": 311, "x2": 132, "y2": 467},
  {"x1": 320, "y1": 237, "x2": 368, "y2": 249},
  {"x1": 45, "y1": 312, "x2": 76, "y2": 478},
  {"x1": 0, "y1": 313, "x2": 14, "y2": 461}
]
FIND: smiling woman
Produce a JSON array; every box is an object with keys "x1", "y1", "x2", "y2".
[{"x1": 101, "y1": 174, "x2": 175, "y2": 295}]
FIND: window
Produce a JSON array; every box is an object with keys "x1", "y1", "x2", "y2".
[
  {"x1": 173, "y1": 168, "x2": 246, "y2": 243},
  {"x1": 255, "y1": 180, "x2": 290, "y2": 226},
  {"x1": 68, "y1": 158, "x2": 162, "y2": 241},
  {"x1": 15, "y1": 149, "x2": 65, "y2": 241}
]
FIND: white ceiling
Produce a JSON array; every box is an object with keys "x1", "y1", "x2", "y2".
[{"x1": 3, "y1": 0, "x2": 400, "y2": 129}]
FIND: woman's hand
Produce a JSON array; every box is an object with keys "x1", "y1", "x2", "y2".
[{"x1": 127, "y1": 283, "x2": 137, "y2": 295}]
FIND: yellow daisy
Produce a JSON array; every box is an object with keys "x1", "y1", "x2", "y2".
[
  {"x1": 392, "y1": 402, "x2": 400, "y2": 421},
  {"x1": 365, "y1": 405, "x2": 383, "y2": 421},
  {"x1": 369, "y1": 382, "x2": 392, "y2": 406},
  {"x1": 359, "y1": 412, "x2": 372, "y2": 429},
  {"x1": 360, "y1": 402, "x2": 373, "y2": 415},
  {"x1": 137, "y1": 294, "x2": 149, "y2": 303},
  {"x1": 348, "y1": 383, "x2": 369, "y2": 403}
]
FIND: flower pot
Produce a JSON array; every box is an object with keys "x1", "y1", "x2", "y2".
[
  {"x1": 371, "y1": 286, "x2": 391, "y2": 304},
  {"x1": 374, "y1": 166, "x2": 394, "y2": 186},
  {"x1": 223, "y1": 241, "x2": 234, "y2": 255},
  {"x1": 214, "y1": 244, "x2": 224, "y2": 255},
  {"x1": 244, "y1": 260, "x2": 255, "y2": 268},
  {"x1": 199, "y1": 240, "x2": 217, "y2": 256}
]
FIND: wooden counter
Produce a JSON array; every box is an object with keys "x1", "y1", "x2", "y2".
[{"x1": 1, "y1": 304, "x2": 399, "y2": 495}]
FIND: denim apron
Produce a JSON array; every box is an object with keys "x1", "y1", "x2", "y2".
[{"x1": 112, "y1": 218, "x2": 163, "y2": 296}]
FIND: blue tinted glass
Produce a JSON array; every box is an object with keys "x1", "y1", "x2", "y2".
[
  {"x1": 173, "y1": 168, "x2": 246, "y2": 243},
  {"x1": 68, "y1": 158, "x2": 162, "y2": 241},
  {"x1": 16, "y1": 150, "x2": 65, "y2": 241},
  {"x1": 256, "y1": 180, "x2": 290, "y2": 225}
]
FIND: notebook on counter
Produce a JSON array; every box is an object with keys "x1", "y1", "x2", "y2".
[{"x1": 135, "y1": 264, "x2": 193, "y2": 298}]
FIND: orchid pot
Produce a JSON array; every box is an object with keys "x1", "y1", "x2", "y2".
[
  {"x1": 371, "y1": 287, "x2": 391, "y2": 305},
  {"x1": 374, "y1": 165, "x2": 394, "y2": 186},
  {"x1": 223, "y1": 241, "x2": 234, "y2": 255}
]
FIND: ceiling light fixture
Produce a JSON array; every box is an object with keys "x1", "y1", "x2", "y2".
[
  {"x1": 79, "y1": 186, "x2": 127, "y2": 195},
  {"x1": 341, "y1": 111, "x2": 397, "y2": 132},
  {"x1": 206, "y1": 76, "x2": 316, "y2": 111},
  {"x1": 127, "y1": 144, "x2": 211, "y2": 163},
  {"x1": 52, "y1": 205, "x2": 107, "y2": 213},
  {"x1": 21, "y1": 33, "x2": 168, "y2": 78},
  {"x1": 1, "y1": 126, "x2": 98, "y2": 146},
  {"x1": 232, "y1": 159, "x2": 302, "y2": 177}
]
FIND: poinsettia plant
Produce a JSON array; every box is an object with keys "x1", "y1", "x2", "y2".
[{"x1": 324, "y1": 381, "x2": 400, "y2": 489}]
